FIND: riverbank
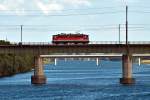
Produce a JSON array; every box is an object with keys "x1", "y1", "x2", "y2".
[
  {"x1": 0, "y1": 54, "x2": 34, "y2": 77},
  {"x1": 0, "y1": 40, "x2": 35, "y2": 77},
  {"x1": 141, "y1": 60, "x2": 150, "y2": 64}
]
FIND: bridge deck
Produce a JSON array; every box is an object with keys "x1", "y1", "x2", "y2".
[{"x1": 0, "y1": 42, "x2": 150, "y2": 55}]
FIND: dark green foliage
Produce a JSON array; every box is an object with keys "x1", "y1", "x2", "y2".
[
  {"x1": 0, "y1": 40, "x2": 34, "y2": 77},
  {"x1": 0, "y1": 40, "x2": 10, "y2": 45},
  {"x1": 0, "y1": 54, "x2": 34, "y2": 77}
]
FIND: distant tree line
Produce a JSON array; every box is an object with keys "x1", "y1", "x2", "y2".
[
  {"x1": 0, "y1": 40, "x2": 10, "y2": 45},
  {"x1": 0, "y1": 40, "x2": 34, "y2": 77}
]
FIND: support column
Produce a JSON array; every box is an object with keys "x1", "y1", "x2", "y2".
[
  {"x1": 138, "y1": 57, "x2": 141, "y2": 66},
  {"x1": 55, "y1": 58, "x2": 57, "y2": 66},
  {"x1": 120, "y1": 54, "x2": 135, "y2": 84},
  {"x1": 96, "y1": 58, "x2": 99, "y2": 66},
  {"x1": 31, "y1": 56, "x2": 46, "y2": 84},
  {"x1": 65, "y1": 58, "x2": 67, "y2": 62}
]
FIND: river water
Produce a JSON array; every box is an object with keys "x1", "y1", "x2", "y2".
[{"x1": 0, "y1": 60, "x2": 150, "y2": 100}]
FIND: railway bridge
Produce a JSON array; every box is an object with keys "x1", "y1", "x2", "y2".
[{"x1": 0, "y1": 41, "x2": 150, "y2": 85}]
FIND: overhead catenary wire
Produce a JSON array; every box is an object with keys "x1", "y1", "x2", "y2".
[
  {"x1": 0, "y1": 11, "x2": 124, "y2": 16},
  {"x1": 0, "y1": 6, "x2": 150, "y2": 16},
  {"x1": 0, "y1": 6, "x2": 123, "y2": 12},
  {"x1": 0, "y1": 6, "x2": 150, "y2": 32},
  {"x1": 0, "y1": 25, "x2": 149, "y2": 32}
]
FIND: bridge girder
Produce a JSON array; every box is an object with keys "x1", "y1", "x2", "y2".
[{"x1": 0, "y1": 44, "x2": 150, "y2": 55}]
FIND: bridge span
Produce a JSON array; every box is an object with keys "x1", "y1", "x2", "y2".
[
  {"x1": 0, "y1": 41, "x2": 150, "y2": 54},
  {"x1": 1, "y1": 41, "x2": 150, "y2": 85}
]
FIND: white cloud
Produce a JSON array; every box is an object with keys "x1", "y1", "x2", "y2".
[
  {"x1": 116, "y1": 0, "x2": 140, "y2": 5},
  {"x1": 0, "y1": 4, "x2": 7, "y2": 10},
  {"x1": 36, "y1": 0, "x2": 64, "y2": 14},
  {"x1": 0, "y1": 0, "x2": 91, "y2": 15},
  {"x1": 63, "y1": 0, "x2": 91, "y2": 6},
  {"x1": 0, "y1": 0, "x2": 26, "y2": 15},
  {"x1": 35, "y1": 0, "x2": 91, "y2": 14}
]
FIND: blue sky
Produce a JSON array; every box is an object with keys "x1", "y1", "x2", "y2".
[{"x1": 0, "y1": 0, "x2": 150, "y2": 42}]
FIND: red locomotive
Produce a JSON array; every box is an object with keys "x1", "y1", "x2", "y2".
[{"x1": 52, "y1": 33, "x2": 89, "y2": 44}]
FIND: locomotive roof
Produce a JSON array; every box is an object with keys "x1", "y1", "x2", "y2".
[{"x1": 54, "y1": 33, "x2": 88, "y2": 36}]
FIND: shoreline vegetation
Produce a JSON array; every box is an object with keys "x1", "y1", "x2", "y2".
[
  {"x1": 0, "y1": 54, "x2": 34, "y2": 78},
  {"x1": 0, "y1": 54, "x2": 55, "y2": 78},
  {"x1": 0, "y1": 40, "x2": 34, "y2": 77}
]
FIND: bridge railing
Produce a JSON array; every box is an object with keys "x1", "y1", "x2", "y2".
[
  {"x1": 89, "y1": 41, "x2": 122, "y2": 44},
  {"x1": 89, "y1": 41, "x2": 150, "y2": 44},
  {"x1": 9, "y1": 41, "x2": 150, "y2": 45},
  {"x1": 129, "y1": 41, "x2": 150, "y2": 44},
  {"x1": 11, "y1": 42, "x2": 52, "y2": 45}
]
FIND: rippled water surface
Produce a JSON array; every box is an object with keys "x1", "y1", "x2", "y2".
[{"x1": 0, "y1": 60, "x2": 150, "y2": 100}]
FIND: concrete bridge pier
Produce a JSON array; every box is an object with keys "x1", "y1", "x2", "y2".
[
  {"x1": 120, "y1": 54, "x2": 135, "y2": 84},
  {"x1": 87, "y1": 58, "x2": 90, "y2": 61},
  {"x1": 96, "y1": 58, "x2": 99, "y2": 66},
  {"x1": 54, "y1": 58, "x2": 57, "y2": 66},
  {"x1": 65, "y1": 58, "x2": 67, "y2": 62},
  {"x1": 138, "y1": 57, "x2": 141, "y2": 66},
  {"x1": 31, "y1": 56, "x2": 46, "y2": 84}
]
